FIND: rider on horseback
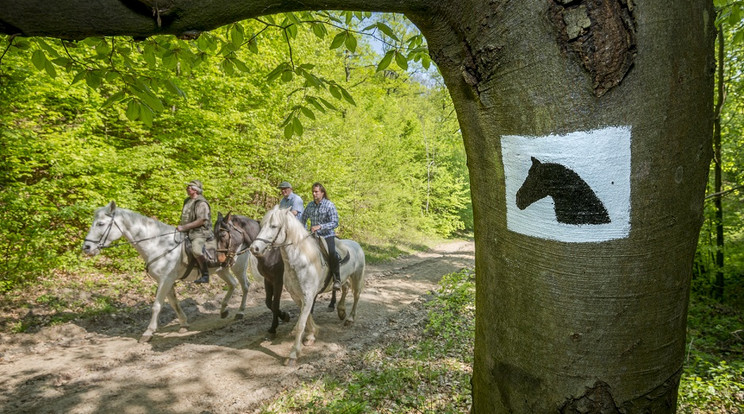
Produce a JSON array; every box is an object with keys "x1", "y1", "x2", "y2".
[
  {"x1": 300, "y1": 182, "x2": 341, "y2": 290},
  {"x1": 177, "y1": 179, "x2": 213, "y2": 284}
]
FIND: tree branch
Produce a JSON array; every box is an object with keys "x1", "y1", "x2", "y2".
[{"x1": 0, "y1": 0, "x2": 431, "y2": 39}]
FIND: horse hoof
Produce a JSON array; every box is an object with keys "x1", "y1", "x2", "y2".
[
  {"x1": 281, "y1": 313, "x2": 291, "y2": 323},
  {"x1": 220, "y1": 310, "x2": 229, "y2": 319},
  {"x1": 178, "y1": 327, "x2": 189, "y2": 334},
  {"x1": 303, "y1": 338, "x2": 315, "y2": 346},
  {"x1": 139, "y1": 334, "x2": 153, "y2": 343},
  {"x1": 327, "y1": 305, "x2": 335, "y2": 312},
  {"x1": 284, "y1": 358, "x2": 297, "y2": 367},
  {"x1": 234, "y1": 313, "x2": 244, "y2": 320},
  {"x1": 337, "y1": 311, "x2": 346, "y2": 320},
  {"x1": 344, "y1": 319, "x2": 353, "y2": 327}
]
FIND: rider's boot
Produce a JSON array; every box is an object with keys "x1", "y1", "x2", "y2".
[
  {"x1": 332, "y1": 272, "x2": 341, "y2": 290},
  {"x1": 194, "y1": 255, "x2": 210, "y2": 284}
]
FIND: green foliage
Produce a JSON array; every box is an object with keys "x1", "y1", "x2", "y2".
[
  {"x1": 678, "y1": 293, "x2": 744, "y2": 412},
  {"x1": 0, "y1": 13, "x2": 470, "y2": 290},
  {"x1": 259, "y1": 269, "x2": 475, "y2": 413},
  {"x1": 694, "y1": 13, "x2": 744, "y2": 305}
]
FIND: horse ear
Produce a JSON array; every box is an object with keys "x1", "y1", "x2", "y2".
[
  {"x1": 108, "y1": 201, "x2": 117, "y2": 212},
  {"x1": 217, "y1": 211, "x2": 224, "y2": 221},
  {"x1": 530, "y1": 156, "x2": 541, "y2": 166},
  {"x1": 225, "y1": 211, "x2": 232, "y2": 222}
]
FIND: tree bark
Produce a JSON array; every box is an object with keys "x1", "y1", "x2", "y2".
[{"x1": 0, "y1": 0, "x2": 715, "y2": 412}]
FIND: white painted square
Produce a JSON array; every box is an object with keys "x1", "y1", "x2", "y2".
[{"x1": 501, "y1": 126, "x2": 631, "y2": 243}]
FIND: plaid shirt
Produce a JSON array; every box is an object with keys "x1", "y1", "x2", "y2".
[{"x1": 301, "y1": 198, "x2": 338, "y2": 238}]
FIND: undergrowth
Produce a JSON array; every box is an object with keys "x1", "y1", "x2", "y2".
[{"x1": 259, "y1": 268, "x2": 475, "y2": 413}]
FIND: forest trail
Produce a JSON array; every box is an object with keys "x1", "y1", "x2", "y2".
[{"x1": 0, "y1": 240, "x2": 474, "y2": 414}]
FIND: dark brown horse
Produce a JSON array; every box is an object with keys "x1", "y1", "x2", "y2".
[{"x1": 215, "y1": 212, "x2": 290, "y2": 335}]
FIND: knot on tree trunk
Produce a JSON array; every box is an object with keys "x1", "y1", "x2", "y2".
[{"x1": 549, "y1": 0, "x2": 637, "y2": 97}]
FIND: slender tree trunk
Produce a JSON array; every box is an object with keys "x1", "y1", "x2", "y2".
[{"x1": 713, "y1": 24, "x2": 725, "y2": 301}]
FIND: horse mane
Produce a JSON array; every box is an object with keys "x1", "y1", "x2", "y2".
[
  {"x1": 263, "y1": 205, "x2": 315, "y2": 247},
  {"x1": 100, "y1": 204, "x2": 174, "y2": 232}
]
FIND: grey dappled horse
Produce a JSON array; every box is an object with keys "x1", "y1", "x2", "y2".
[
  {"x1": 82, "y1": 201, "x2": 255, "y2": 342},
  {"x1": 249, "y1": 206, "x2": 366, "y2": 365}
]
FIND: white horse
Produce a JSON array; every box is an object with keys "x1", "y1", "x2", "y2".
[
  {"x1": 82, "y1": 201, "x2": 254, "y2": 342},
  {"x1": 249, "y1": 206, "x2": 366, "y2": 365}
]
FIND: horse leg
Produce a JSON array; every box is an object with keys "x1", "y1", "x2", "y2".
[
  {"x1": 232, "y1": 258, "x2": 250, "y2": 320},
  {"x1": 287, "y1": 293, "x2": 315, "y2": 365},
  {"x1": 327, "y1": 289, "x2": 337, "y2": 311},
  {"x1": 216, "y1": 267, "x2": 238, "y2": 319},
  {"x1": 337, "y1": 283, "x2": 348, "y2": 322},
  {"x1": 265, "y1": 280, "x2": 279, "y2": 335},
  {"x1": 345, "y1": 269, "x2": 365, "y2": 327},
  {"x1": 276, "y1": 275, "x2": 290, "y2": 323},
  {"x1": 166, "y1": 287, "x2": 189, "y2": 333},
  {"x1": 141, "y1": 279, "x2": 175, "y2": 342}
]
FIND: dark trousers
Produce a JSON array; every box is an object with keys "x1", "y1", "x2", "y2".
[{"x1": 325, "y1": 236, "x2": 340, "y2": 280}]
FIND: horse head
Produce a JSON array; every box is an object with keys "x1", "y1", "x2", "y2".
[
  {"x1": 250, "y1": 206, "x2": 294, "y2": 258},
  {"x1": 82, "y1": 201, "x2": 123, "y2": 256},
  {"x1": 516, "y1": 157, "x2": 547, "y2": 210},
  {"x1": 215, "y1": 211, "x2": 239, "y2": 265}
]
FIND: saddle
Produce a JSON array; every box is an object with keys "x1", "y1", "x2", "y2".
[
  {"x1": 315, "y1": 236, "x2": 351, "y2": 267},
  {"x1": 180, "y1": 236, "x2": 219, "y2": 280}
]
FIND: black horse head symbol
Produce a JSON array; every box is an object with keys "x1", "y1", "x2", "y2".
[{"x1": 516, "y1": 157, "x2": 611, "y2": 225}]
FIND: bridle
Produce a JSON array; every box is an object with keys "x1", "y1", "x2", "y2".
[
  {"x1": 216, "y1": 219, "x2": 253, "y2": 267},
  {"x1": 84, "y1": 211, "x2": 179, "y2": 251}
]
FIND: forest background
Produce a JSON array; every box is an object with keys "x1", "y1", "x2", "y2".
[{"x1": 0, "y1": 7, "x2": 742, "y2": 412}]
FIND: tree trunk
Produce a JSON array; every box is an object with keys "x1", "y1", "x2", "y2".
[
  {"x1": 713, "y1": 24, "x2": 725, "y2": 301},
  {"x1": 0, "y1": 0, "x2": 716, "y2": 411},
  {"x1": 410, "y1": 0, "x2": 714, "y2": 411}
]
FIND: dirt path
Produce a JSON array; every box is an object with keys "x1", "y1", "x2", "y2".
[{"x1": 0, "y1": 240, "x2": 474, "y2": 414}]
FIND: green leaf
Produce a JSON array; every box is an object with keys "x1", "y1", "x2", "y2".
[
  {"x1": 125, "y1": 100, "x2": 140, "y2": 121},
  {"x1": 311, "y1": 23, "x2": 327, "y2": 38},
  {"x1": 165, "y1": 80, "x2": 186, "y2": 97},
  {"x1": 36, "y1": 39, "x2": 60, "y2": 58},
  {"x1": 247, "y1": 40, "x2": 259, "y2": 54},
  {"x1": 222, "y1": 58, "x2": 235, "y2": 76},
  {"x1": 281, "y1": 69, "x2": 294, "y2": 82},
  {"x1": 377, "y1": 22, "x2": 399, "y2": 41},
  {"x1": 318, "y1": 97, "x2": 337, "y2": 111},
  {"x1": 377, "y1": 50, "x2": 394, "y2": 72},
  {"x1": 394, "y1": 51, "x2": 409, "y2": 70},
  {"x1": 339, "y1": 87, "x2": 356, "y2": 106},
  {"x1": 85, "y1": 70, "x2": 102, "y2": 89},
  {"x1": 232, "y1": 58, "x2": 250, "y2": 73},
  {"x1": 230, "y1": 24, "x2": 244, "y2": 46},
  {"x1": 305, "y1": 96, "x2": 326, "y2": 113},
  {"x1": 138, "y1": 90, "x2": 165, "y2": 113},
  {"x1": 329, "y1": 84, "x2": 342, "y2": 100},
  {"x1": 284, "y1": 121, "x2": 294, "y2": 139},
  {"x1": 286, "y1": 12, "x2": 302, "y2": 26},
  {"x1": 292, "y1": 116, "x2": 303, "y2": 136},
  {"x1": 44, "y1": 60, "x2": 57, "y2": 78},
  {"x1": 330, "y1": 32, "x2": 346, "y2": 50},
  {"x1": 71, "y1": 70, "x2": 86, "y2": 85},
  {"x1": 139, "y1": 104, "x2": 154, "y2": 126},
  {"x1": 31, "y1": 50, "x2": 47, "y2": 71},
  {"x1": 286, "y1": 24, "x2": 298, "y2": 40},
  {"x1": 300, "y1": 106, "x2": 316, "y2": 120},
  {"x1": 102, "y1": 91, "x2": 126, "y2": 108},
  {"x1": 344, "y1": 33, "x2": 357, "y2": 53}
]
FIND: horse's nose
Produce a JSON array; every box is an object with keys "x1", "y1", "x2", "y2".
[
  {"x1": 249, "y1": 242, "x2": 262, "y2": 256},
  {"x1": 82, "y1": 242, "x2": 96, "y2": 256}
]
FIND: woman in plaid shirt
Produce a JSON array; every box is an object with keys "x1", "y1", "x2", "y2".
[{"x1": 301, "y1": 182, "x2": 341, "y2": 290}]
